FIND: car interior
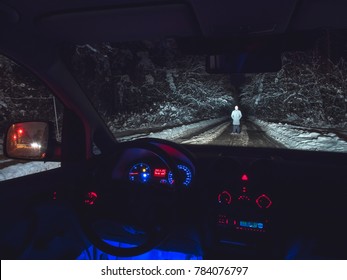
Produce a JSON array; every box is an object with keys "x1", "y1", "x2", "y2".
[{"x1": 0, "y1": 0, "x2": 347, "y2": 260}]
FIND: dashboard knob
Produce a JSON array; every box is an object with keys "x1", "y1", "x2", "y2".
[
  {"x1": 256, "y1": 194, "x2": 272, "y2": 209},
  {"x1": 218, "y1": 190, "x2": 232, "y2": 205}
]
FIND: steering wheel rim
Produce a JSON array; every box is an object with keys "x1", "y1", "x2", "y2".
[{"x1": 77, "y1": 138, "x2": 185, "y2": 257}]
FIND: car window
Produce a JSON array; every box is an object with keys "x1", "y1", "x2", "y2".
[
  {"x1": 0, "y1": 54, "x2": 62, "y2": 181},
  {"x1": 63, "y1": 39, "x2": 347, "y2": 153}
]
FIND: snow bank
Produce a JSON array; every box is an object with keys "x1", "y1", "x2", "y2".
[
  {"x1": 0, "y1": 162, "x2": 61, "y2": 181},
  {"x1": 118, "y1": 117, "x2": 227, "y2": 142},
  {"x1": 254, "y1": 119, "x2": 347, "y2": 153}
]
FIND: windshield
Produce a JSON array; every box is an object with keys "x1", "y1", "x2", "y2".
[{"x1": 64, "y1": 39, "x2": 347, "y2": 153}]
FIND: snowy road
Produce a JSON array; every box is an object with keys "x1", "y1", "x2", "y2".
[
  {"x1": 1, "y1": 117, "x2": 346, "y2": 181},
  {"x1": 179, "y1": 120, "x2": 285, "y2": 148},
  {"x1": 177, "y1": 118, "x2": 347, "y2": 152},
  {"x1": 118, "y1": 117, "x2": 284, "y2": 148}
]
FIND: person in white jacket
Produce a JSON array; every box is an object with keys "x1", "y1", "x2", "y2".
[{"x1": 231, "y1": 105, "x2": 242, "y2": 134}]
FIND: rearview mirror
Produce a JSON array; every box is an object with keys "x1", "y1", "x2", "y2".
[
  {"x1": 4, "y1": 122, "x2": 50, "y2": 160},
  {"x1": 206, "y1": 50, "x2": 282, "y2": 74}
]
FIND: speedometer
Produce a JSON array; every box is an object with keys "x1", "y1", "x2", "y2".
[
  {"x1": 129, "y1": 163, "x2": 151, "y2": 183},
  {"x1": 168, "y1": 164, "x2": 192, "y2": 187}
]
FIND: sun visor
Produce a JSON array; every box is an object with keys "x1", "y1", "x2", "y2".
[
  {"x1": 189, "y1": 0, "x2": 298, "y2": 37},
  {"x1": 35, "y1": 4, "x2": 199, "y2": 43}
]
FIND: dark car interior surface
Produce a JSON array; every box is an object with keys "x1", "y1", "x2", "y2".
[{"x1": 1, "y1": 0, "x2": 347, "y2": 260}]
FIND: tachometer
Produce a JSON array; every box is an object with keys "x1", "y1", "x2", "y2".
[
  {"x1": 129, "y1": 163, "x2": 151, "y2": 183},
  {"x1": 168, "y1": 164, "x2": 192, "y2": 187}
]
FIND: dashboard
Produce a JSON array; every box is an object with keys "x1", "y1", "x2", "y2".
[
  {"x1": 1, "y1": 137, "x2": 347, "y2": 260},
  {"x1": 73, "y1": 139, "x2": 347, "y2": 259},
  {"x1": 94, "y1": 139, "x2": 282, "y2": 258}
]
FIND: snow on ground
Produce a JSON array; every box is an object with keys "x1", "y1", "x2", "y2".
[
  {"x1": 0, "y1": 140, "x2": 61, "y2": 182},
  {"x1": 0, "y1": 162, "x2": 61, "y2": 181},
  {"x1": 180, "y1": 122, "x2": 229, "y2": 144},
  {"x1": 0, "y1": 118, "x2": 226, "y2": 181},
  {"x1": 1, "y1": 116, "x2": 346, "y2": 182},
  {"x1": 253, "y1": 118, "x2": 347, "y2": 153},
  {"x1": 117, "y1": 117, "x2": 227, "y2": 142}
]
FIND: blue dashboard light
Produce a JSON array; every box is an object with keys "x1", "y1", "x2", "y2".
[
  {"x1": 140, "y1": 172, "x2": 150, "y2": 183},
  {"x1": 77, "y1": 241, "x2": 202, "y2": 260},
  {"x1": 239, "y1": 220, "x2": 264, "y2": 229},
  {"x1": 179, "y1": 164, "x2": 192, "y2": 187}
]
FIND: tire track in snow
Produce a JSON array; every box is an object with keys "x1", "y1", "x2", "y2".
[{"x1": 179, "y1": 122, "x2": 230, "y2": 144}]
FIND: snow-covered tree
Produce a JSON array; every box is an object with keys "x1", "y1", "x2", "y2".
[
  {"x1": 240, "y1": 51, "x2": 347, "y2": 127},
  {"x1": 0, "y1": 55, "x2": 63, "y2": 136},
  {"x1": 69, "y1": 40, "x2": 235, "y2": 131}
]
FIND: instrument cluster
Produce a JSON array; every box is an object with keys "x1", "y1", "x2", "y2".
[
  {"x1": 128, "y1": 161, "x2": 193, "y2": 188},
  {"x1": 111, "y1": 141, "x2": 195, "y2": 189}
]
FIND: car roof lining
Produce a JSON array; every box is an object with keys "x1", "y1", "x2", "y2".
[
  {"x1": 33, "y1": 0, "x2": 296, "y2": 42},
  {"x1": 2, "y1": 0, "x2": 347, "y2": 46}
]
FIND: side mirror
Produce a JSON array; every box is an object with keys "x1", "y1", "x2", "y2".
[{"x1": 4, "y1": 121, "x2": 60, "y2": 160}]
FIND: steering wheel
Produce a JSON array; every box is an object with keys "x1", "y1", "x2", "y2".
[{"x1": 76, "y1": 138, "x2": 190, "y2": 257}]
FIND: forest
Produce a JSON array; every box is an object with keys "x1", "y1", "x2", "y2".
[{"x1": 1, "y1": 37, "x2": 346, "y2": 137}]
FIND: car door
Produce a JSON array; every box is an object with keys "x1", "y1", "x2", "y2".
[
  {"x1": 0, "y1": 54, "x2": 89, "y2": 259},
  {"x1": 0, "y1": 110, "x2": 94, "y2": 259}
]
